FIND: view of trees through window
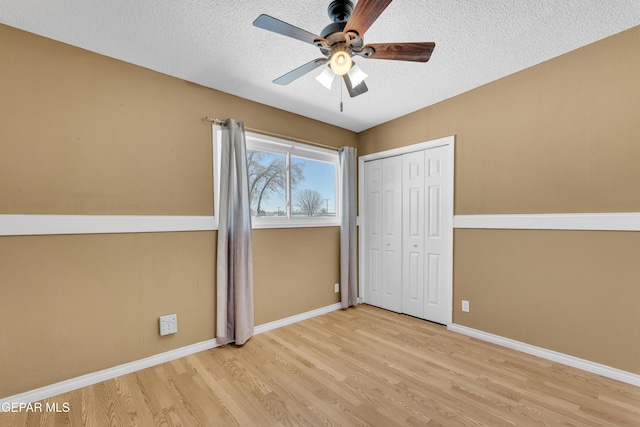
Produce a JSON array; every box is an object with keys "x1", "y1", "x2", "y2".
[{"x1": 247, "y1": 149, "x2": 336, "y2": 218}]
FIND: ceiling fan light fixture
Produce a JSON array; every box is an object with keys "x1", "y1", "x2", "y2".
[
  {"x1": 329, "y1": 50, "x2": 352, "y2": 75},
  {"x1": 316, "y1": 66, "x2": 336, "y2": 89},
  {"x1": 347, "y1": 62, "x2": 368, "y2": 86},
  {"x1": 253, "y1": 0, "x2": 434, "y2": 99}
]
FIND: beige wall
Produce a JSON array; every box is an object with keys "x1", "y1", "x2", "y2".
[
  {"x1": 359, "y1": 26, "x2": 640, "y2": 374},
  {"x1": 0, "y1": 24, "x2": 354, "y2": 397},
  {"x1": 0, "y1": 25, "x2": 355, "y2": 216},
  {"x1": 0, "y1": 231, "x2": 216, "y2": 395},
  {"x1": 3, "y1": 19, "x2": 639, "y2": 398},
  {"x1": 453, "y1": 229, "x2": 640, "y2": 373},
  {"x1": 254, "y1": 228, "x2": 340, "y2": 325}
]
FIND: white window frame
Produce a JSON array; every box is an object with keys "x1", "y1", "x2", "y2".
[{"x1": 213, "y1": 126, "x2": 341, "y2": 229}]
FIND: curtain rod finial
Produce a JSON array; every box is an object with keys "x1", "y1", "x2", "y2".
[{"x1": 204, "y1": 117, "x2": 227, "y2": 126}]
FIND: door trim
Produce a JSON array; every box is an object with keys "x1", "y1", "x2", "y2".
[{"x1": 358, "y1": 135, "x2": 455, "y2": 324}]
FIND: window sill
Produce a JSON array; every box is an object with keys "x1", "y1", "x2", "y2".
[{"x1": 251, "y1": 218, "x2": 340, "y2": 229}]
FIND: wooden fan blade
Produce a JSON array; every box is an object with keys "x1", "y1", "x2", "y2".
[
  {"x1": 253, "y1": 14, "x2": 321, "y2": 45},
  {"x1": 273, "y1": 58, "x2": 329, "y2": 85},
  {"x1": 343, "y1": 0, "x2": 393, "y2": 37},
  {"x1": 362, "y1": 42, "x2": 435, "y2": 62},
  {"x1": 343, "y1": 74, "x2": 368, "y2": 98}
]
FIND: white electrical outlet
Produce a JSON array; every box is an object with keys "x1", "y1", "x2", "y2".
[
  {"x1": 461, "y1": 300, "x2": 470, "y2": 313},
  {"x1": 334, "y1": 283, "x2": 340, "y2": 293},
  {"x1": 159, "y1": 314, "x2": 178, "y2": 336}
]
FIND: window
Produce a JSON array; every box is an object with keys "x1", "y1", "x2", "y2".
[
  {"x1": 214, "y1": 128, "x2": 340, "y2": 228},
  {"x1": 290, "y1": 156, "x2": 336, "y2": 218}
]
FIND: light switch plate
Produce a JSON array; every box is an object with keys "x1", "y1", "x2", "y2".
[
  {"x1": 462, "y1": 300, "x2": 470, "y2": 313},
  {"x1": 159, "y1": 314, "x2": 177, "y2": 336}
]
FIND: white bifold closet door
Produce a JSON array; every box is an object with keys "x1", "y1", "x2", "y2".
[
  {"x1": 364, "y1": 155, "x2": 403, "y2": 313},
  {"x1": 364, "y1": 145, "x2": 450, "y2": 325}
]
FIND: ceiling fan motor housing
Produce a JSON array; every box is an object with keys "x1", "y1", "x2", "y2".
[
  {"x1": 321, "y1": 0, "x2": 354, "y2": 38},
  {"x1": 328, "y1": 0, "x2": 354, "y2": 23}
]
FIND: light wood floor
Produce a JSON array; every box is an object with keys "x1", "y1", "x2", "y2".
[{"x1": 2, "y1": 304, "x2": 639, "y2": 426}]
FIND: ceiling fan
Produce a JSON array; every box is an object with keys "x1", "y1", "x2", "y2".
[{"x1": 253, "y1": 0, "x2": 435, "y2": 98}]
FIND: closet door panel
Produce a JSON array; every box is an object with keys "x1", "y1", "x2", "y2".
[
  {"x1": 402, "y1": 151, "x2": 425, "y2": 318},
  {"x1": 424, "y1": 145, "x2": 451, "y2": 324},
  {"x1": 380, "y1": 156, "x2": 403, "y2": 313},
  {"x1": 364, "y1": 160, "x2": 383, "y2": 307}
]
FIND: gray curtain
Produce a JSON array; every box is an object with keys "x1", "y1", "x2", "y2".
[
  {"x1": 216, "y1": 118, "x2": 254, "y2": 345},
  {"x1": 339, "y1": 146, "x2": 358, "y2": 308}
]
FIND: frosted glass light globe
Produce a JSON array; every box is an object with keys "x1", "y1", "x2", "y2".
[{"x1": 330, "y1": 51, "x2": 352, "y2": 75}]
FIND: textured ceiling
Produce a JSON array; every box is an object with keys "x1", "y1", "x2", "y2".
[{"x1": 2, "y1": 1, "x2": 640, "y2": 132}]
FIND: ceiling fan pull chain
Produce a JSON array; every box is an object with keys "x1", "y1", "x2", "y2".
[{"x1": 340, "y1": 81, "x2": 344, "y2": 112}]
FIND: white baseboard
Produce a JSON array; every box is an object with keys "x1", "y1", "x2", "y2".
[
  {"x1": 0, "y1": 339, "x2": 219, "y2": 410},
  {"x1": 448, "y1": 323, "x2": 640, "y2": 387},
  {"x1": 254, "y1": 302, "x2": 343, "y2": 335},
  {"x1": 0, "y1": 303, "x2": 342, "y2": 408}
]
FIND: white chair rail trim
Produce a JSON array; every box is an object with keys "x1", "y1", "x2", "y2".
[
  {"x1": 453, "y1": 212, "x2": 640, "y2": 231},
  {"x1": 0, "y1": 215, "x2": 216, "y2": 236}
]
